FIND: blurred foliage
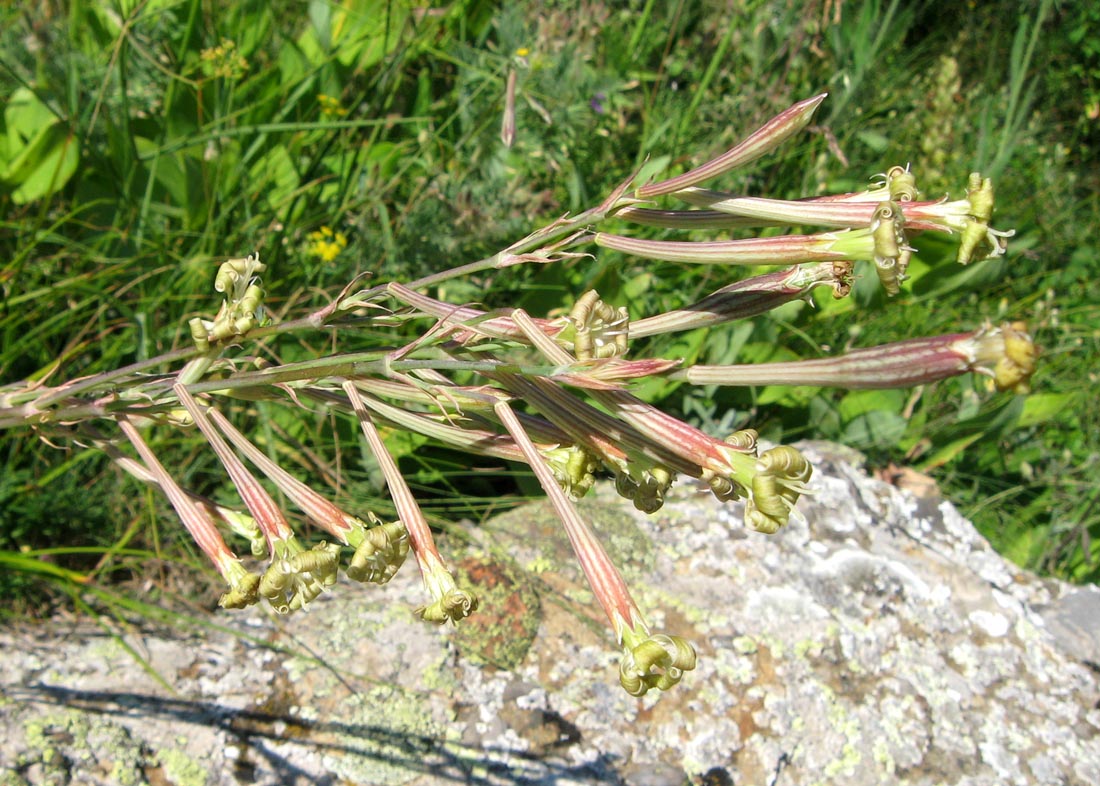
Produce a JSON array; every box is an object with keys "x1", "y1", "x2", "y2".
[{"x1": 1, "y1": 0, "x2": 1098, "y2": 610}]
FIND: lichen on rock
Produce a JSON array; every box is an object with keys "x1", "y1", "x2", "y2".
[{"x1": 1, "y1": 443, "x2": 1098, "y2": 785}]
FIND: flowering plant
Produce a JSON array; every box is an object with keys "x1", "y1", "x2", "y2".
[{"x1": 0, "y1": 94, "x2": 1034, "y2": 696}]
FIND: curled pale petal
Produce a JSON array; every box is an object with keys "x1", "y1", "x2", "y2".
[
  {"x1": 705, "y1": 471, "x2": 740, "y2": 503},
  {"x1": 884, "y1": 165, "x2": 918, "y2": 201},
  {"x1": 725, "y1": 428, "x2": 759, "y2": 453},
  {"x1": 260, "y1": 541, "x2": 340, "y2": 614},
  {"x1": 541, "y1": 444, "x2": 600, "y2": 501},
  {"x1": 291, "y1": 541, "x2": 342, "y2": 587},
  {"x1": 347, "y1": 518, "x2": 410, "y2": 584},
  {"x1": 970, "y1": 321, "x2": 1039, "y2": 393},
  {"x1": 619, "y1": 633, "x2": 698, "y2": 697},
  {"x1": 744, "y1": 446, "x2": 814, "y2": 534},
  {"x1": 219, "y1": 571, "x2": 261, "y2": 609},
  {"x1": 259, "y1": 561, "x2": 294, "y2": 614},
  {"x1": 566, "y1": 290, "x2": 630, "y2": 361},
  {"x1": 870, "y1": 201, "x2": 912, "y2": 295},
  {"x1": 613, "y1": 464, "x2": 674, "y2": 513},
  {"x1": 189, "y1": 317, "x2": 211, "y2": 352},
  {"x1": 209, "y1": 253, "x2": 268, "y2": 343},
  {"x1": 416, "y1": 586, "x2": 480, "y2": 625},
  {"x1": 214, "y1": 253, "x2": 266, "y2": 298}
]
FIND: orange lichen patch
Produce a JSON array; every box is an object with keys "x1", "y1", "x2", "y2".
[{"x1": 452, "y1": 556, "x2": 542, "y2": 669}]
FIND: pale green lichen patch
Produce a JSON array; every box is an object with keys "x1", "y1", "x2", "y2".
[
  {"x1": 485, "y1": 495, "x2": 658, "y2": 585},
  {"x1": 574, "y1": 496, "x2": 658, "y2": 580},
  {"x1": 22, "y1": 709, "x2": 147, "y2": 786},
  {"x1": 158, "y1": 747, "x2": 208, "y2": 786},
  {"x1": 321, "y1": 685, "x2": 456, "y2": 785}
]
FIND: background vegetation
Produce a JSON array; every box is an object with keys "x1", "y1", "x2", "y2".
[{"x1": 2, "y1": 0, "x2": 1098, "y2": 616}]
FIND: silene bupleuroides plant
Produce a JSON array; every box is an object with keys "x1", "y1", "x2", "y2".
[{"x1": 0, "y1": 94, "x2": 1036, "y2": 697}]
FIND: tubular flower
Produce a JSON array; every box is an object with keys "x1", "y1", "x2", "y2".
[
  {"x1": 592, "y1": 392, "x2": 813, "y2": 531},
  {"x1": 495, "y1": 398, "x2": 696, "y2": 696},
  {"x1": 678, "y1": 322, "x2": 1038, "y2": 393},
  {"x1": 175, "y1": 384, "x2": 344, "y2": 612},
  {"x1": 636, "y1": 93, "x2": 827, "y2": 198},
  {"x1": 204, "y1": 407, "x2": 374, "y2": 547},
  {"x1": 116, "y1": 415, "x2": 260, "y2": 608},
  {"x1": 630, "y1": 262, "x2": 852, "y2": 339},
  {"x1": 509, "y1": 305, "x2": 813, "y2": 530},
  {"x1": 594, "y1": 225, "x2": 880, "y2": 267},
  {"x1": 671, "y1": 164, "x2": 918, "y2": 212},
  {"x1": 203, "y1": 406, "x2": 410, "y2": 584},
  {"x1": 344, "y1": 381, "x2": 477, "y2": 624},
  {"x1": 615, "y1": 165, "x2": 918, "y2": 231}
]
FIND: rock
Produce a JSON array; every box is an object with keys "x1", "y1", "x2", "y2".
[{"x1": 2, "y1": 442, "x2": 1098, "y2": 785}]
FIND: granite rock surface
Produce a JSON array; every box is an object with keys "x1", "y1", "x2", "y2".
[{"x1": 2, "y1": 442, "x2": 1099, "y2": 785}]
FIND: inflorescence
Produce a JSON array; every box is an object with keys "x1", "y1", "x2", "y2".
[{"x1": 0, "y1": 94, "x2": 1035, "y2": 697}]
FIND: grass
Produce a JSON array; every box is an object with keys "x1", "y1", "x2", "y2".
[{"x1": 1, "y1": 0, "x2": 1098, "y2": 625}]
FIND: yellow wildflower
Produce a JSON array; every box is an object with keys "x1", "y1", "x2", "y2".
[
  {"x1": 318, "y1": 94, "x2": 348, "y2": 119},
  {"x1": 199, "y1": 39, "x2": 249, "y2": 80},
  {"x1": 306, "y1": 227, "x2": 349, "y2": 263}
]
